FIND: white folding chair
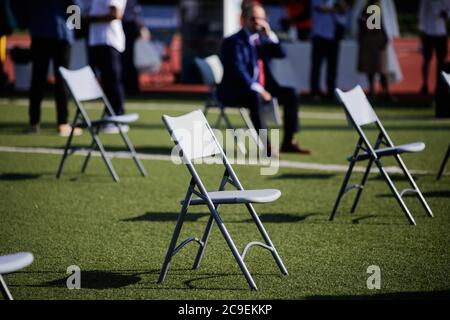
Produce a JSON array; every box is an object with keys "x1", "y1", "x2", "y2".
[
  {"x1": 195, "y1": 55, "x2": 282, "y2": 154},
  {"x1": 0, "y1": 252, "x2": 34, "y2": 300},
  {"x1": 437, "y1": 71, "x2": 450, "y2": 180},
  {"x1": 195, "y1": 55, "x2": 234, "y2": 129},
  {"x1": 330, "y1": 86, "x2": 433, "y2": 225},
  {"x1": 157, "y1": 110, "x2": 288, "y2": 290},
  {"x1": 57, "y1": 66, "x2": 147, "y2": 182}
]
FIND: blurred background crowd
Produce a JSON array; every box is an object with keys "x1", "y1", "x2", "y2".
[{"x1": 0, "y1": 0, "x2": 449, "y2": 111}]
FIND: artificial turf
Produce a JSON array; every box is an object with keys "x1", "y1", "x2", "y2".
[{"x1": 0, "y1": 98, "x2": 449, "y2": 299}]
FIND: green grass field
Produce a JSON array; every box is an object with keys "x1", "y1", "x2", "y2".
[{"x1": 0, "y1": 98, "x2": 449, "y2": 300}]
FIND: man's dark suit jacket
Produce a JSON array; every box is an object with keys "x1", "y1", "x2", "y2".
[{"x1": 217, "y1": 28, "x2": 286, "y2": 105}]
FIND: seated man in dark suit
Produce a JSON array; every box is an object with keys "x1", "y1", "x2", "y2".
[{"x1": 217, "y1": 3, "x2": 311, "y2": 154}]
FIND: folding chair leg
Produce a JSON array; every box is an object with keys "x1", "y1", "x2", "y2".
[
  {"x1": 351, "y1": 158, "x2": 374, "y2": 213},
  {"x1": 192, "y1": 214, "x2": 214, "y2": 270},
  {"x1": 91, "y1": 133, "x2": 120, "y2": 182},
  {"x1": 330, "y1": 160, "x2": 356, "y2": 221},
  {"x1": 119, "y1": 130, "x2": 147, "y2": 177},
  {"x1": 245, "y1": 203, "x2": 288, "y2": 276},
  {"x1": 0, "y1": 275, "x2": 13, "y2": 300},
  {"x1": 376, "y1": 160, "x2": 416, "y2": 225},
  {"x1": 211, "y1": 212, "x2": 258, "y2": 290},
  {"x1": 158, "y1": 187, "x2": 193, "y2": 284},
  {"x1": 193, "y1": 173, "x2": 229, "y2": 270},
  {"x1": 395, "y1": 155, "x2": 433, "y2": 218},
  {"x1": 82, "y1": 126, "x2": 103, "y2": 173},
  {"x1": 56, "y1": 124, "x2": 77, "y2": 179},
  {"x1": 81, "y1": 135, "x2": 98, "y2": 173},
  {"x1": 437, "y1": 144, "x2": 450, "y2": 180}
]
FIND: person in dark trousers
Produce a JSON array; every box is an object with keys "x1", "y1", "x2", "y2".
[
  {"x1": 121, "y1": 0, "x2": 142, "y2": 95},
  {"x1": 87, "y1": 0, "x2": 127, "y2": 134},
  {"x1": 309, "y1": 0, "x2": 347, "y2": 99},
  {"x1": 419, "y1": 0, "x2": 450, "y2": 95},
  {"x1": 27, "y1": 0, "x2": 82, "y2": 136},
  {"x1": 217, "y1": 3, "x2": 311, "y2": 155}
]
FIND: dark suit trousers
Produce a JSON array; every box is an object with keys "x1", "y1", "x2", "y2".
[
  {"x1": 89, "y1": 45, "x2": 125, "y2": 116},
  {"x1": 122, "y1": 21, "x2": 140, "y2": 94},
  {"x1": 421, "y1": 34, "x2": 448, "y2": 86},
  {"x1": 310, "y1": 36, "x2": 339, "y2": 96},
  {"x1": 29, "y1": 38, "x2": 70, "y2": 126},
  {"x1": 239, "y1": 85, "x2": 300, "y2": 144}
]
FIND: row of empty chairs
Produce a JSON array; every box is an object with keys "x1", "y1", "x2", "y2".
[{"x1": 4, "y1": 68, "x2": 445, "y2": 297}]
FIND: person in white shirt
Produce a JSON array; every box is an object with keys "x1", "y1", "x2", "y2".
[
  {"x1": 86, "y1": 0, "x2": 127, "y2": 132},
  {"x1": 419, "y1": 0, "x2": 450, "y2": 95}
]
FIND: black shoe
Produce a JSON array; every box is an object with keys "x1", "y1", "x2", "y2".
[{"x1": 281, "y1": 142, "x2": 311, "y2": 154}]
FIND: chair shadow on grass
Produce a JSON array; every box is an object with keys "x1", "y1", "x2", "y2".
[
  {"x1": 43, "y1": 270, "x2": 141, "y2": 289},
  {"x1": 0, "y1": 173, "x2": 41, "y2": 181},
  {"x1": 270, "y1": 173, "x2": 335, "y2": 180},
  {"x1": 66, "y1": 144, "x2": 174, "y2": 156},
  {"x1": 240, "y1": 212, "x2": 319, "y2": 223},
  {"x1": 123, "y1": 211, "x2": 319, "y2": 224},
  {"x1": 121, "y1": 212, "x2": 209, "y2": 222},
  {"x1": 25, "y1": 269, "x2": 265, "y2": 291},
  {"x1": 124, "y1": 210, "x2": 408, "y2": 226}
]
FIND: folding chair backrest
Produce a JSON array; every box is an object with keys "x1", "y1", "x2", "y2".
[
  {"x1": 335, "y1": 86, "x2": 378, "y2": 127},
  {"x1": 442, "y1": 71, "x2": 450, "y2": 88},
  {"x1": 204, "y1": 55, "x2": 223, "y2": 85},
  {"x1": 162, "y1": 110, "x2": 223, "y2": 161},
  {"x1": 59, "y1": 66, "x2": 104, "y2": 102},
  {"x1": 194, "y1": 57, "x2": 216, "y2": 87}
]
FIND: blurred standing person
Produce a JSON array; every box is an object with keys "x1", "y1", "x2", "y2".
[
  {"x1": 353, "y1": 0, "x2": 403, "y2": 95},
  {"x1": 309, "y1": 0, "x2": 348, "y2": 100},
  {"x1": 87, "y1": 0, "x2": 128, "y2": 133},
  {"x1": 357, "y1": 0, "x2": 389, "y2": 99},
  {"x1": 122, "y1": 0, "x2": 142, "y2": 95},
  {"x1": 28, "y1": 0, "x2": 82, "y2": 136},
  {"x1": 419, "y1": 0, "x2": 450, "y2": 95}
]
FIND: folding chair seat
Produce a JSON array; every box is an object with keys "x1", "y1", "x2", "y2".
[
  {"x1": 157, "y1": 110, "x2": 288, "y2": 290},
  {"x1": 0, "y1": 252, "x2": 34, "y2": 300},
  {"x1": 437, "y1": 71, "x2": 450, "y2": 180},
  {"x1": 183, "y1": 189, "x2": 281, "y2": 205},
  {"x1": 57, "y1": 66, "x2": 147, "y2": 182},
  {"x1": 349, "y1": 142, "x2": 425, "y2": 162},
  {"x1": 89, "y1": 113, "x2": 139, "y2": 127},
  {"x1": 330, "y1": 86, "x2": 433, "y2": 225}
]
